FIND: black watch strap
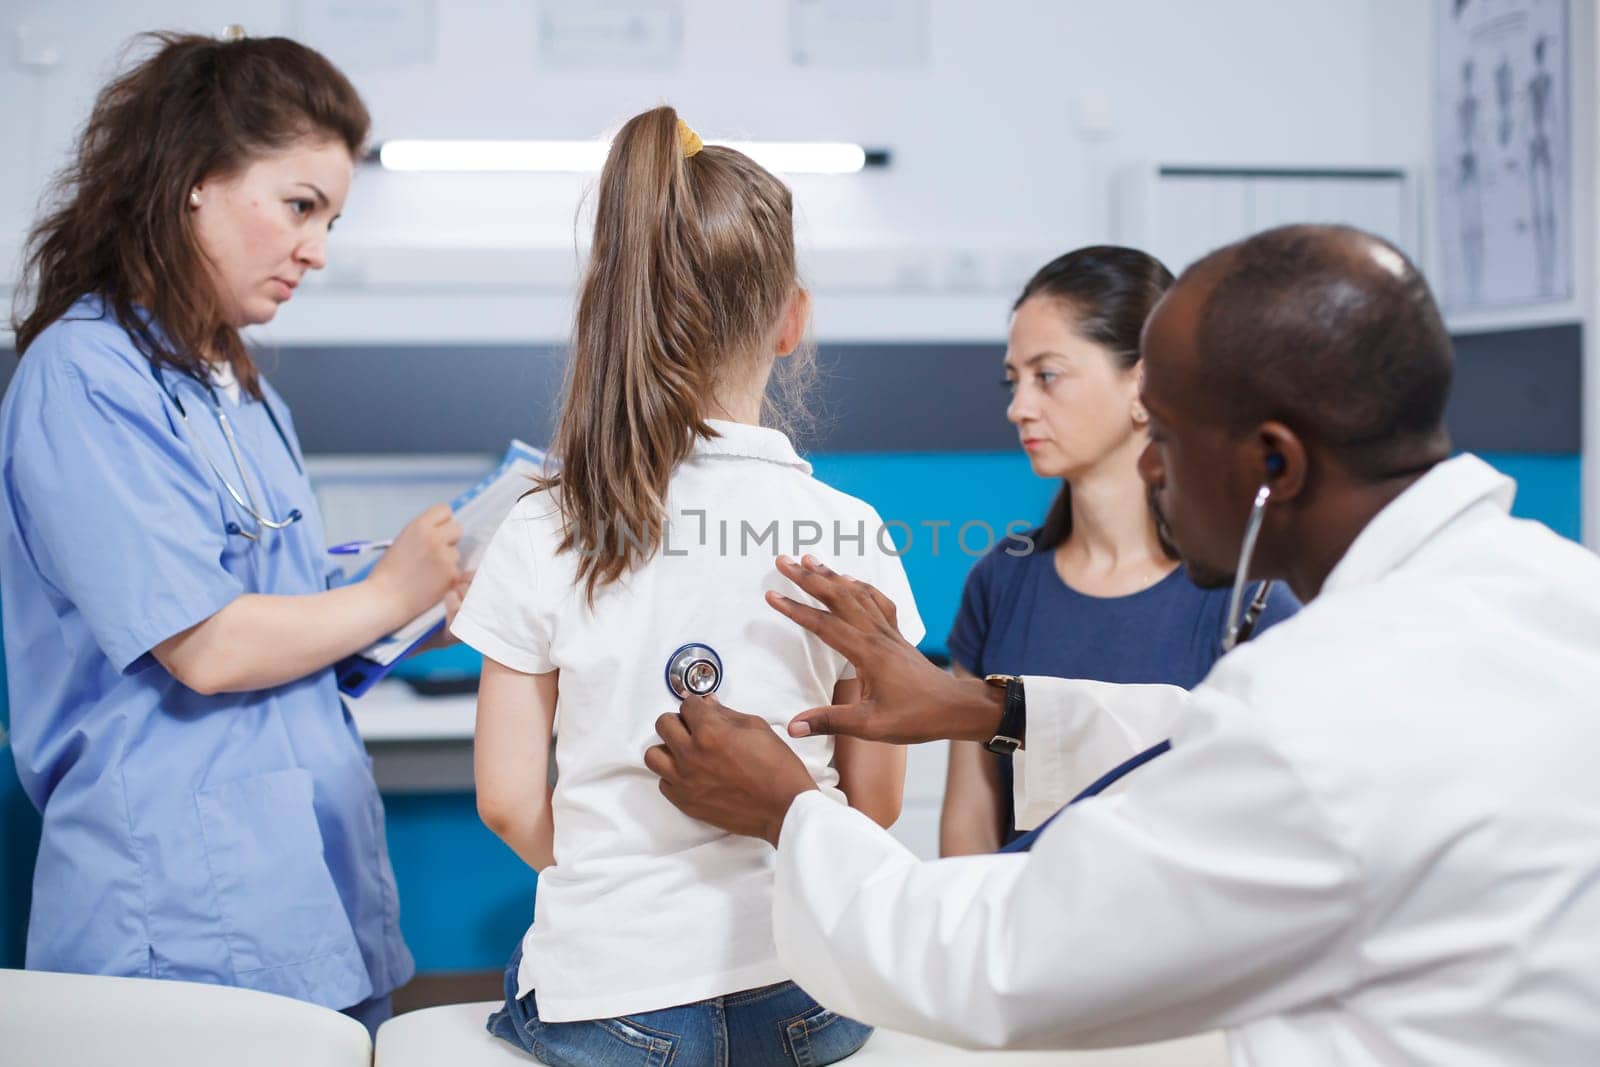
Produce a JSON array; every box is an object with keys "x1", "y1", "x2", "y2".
[{"x1": 986, "y1": 677, "x2": 1026, "y2": 756}]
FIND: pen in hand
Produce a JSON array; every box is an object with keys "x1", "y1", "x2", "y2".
[{"x1": 327, "y1": 539, "x2": 394, "y2": 556}]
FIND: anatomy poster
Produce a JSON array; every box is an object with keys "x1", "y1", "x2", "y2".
[{"x1": 1435, "y1": 0, "x2": 1570, "y2": 309}]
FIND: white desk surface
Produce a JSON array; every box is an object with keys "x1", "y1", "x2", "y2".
[{"x1": 350, "y1": 680, "x2": 477, "y2": 742}]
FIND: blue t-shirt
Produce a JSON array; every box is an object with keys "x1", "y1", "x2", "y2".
[{"x1": 947, "y1": 533, "x2": 1300, "y2": 842}]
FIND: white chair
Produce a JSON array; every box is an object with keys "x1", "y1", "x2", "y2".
[
  {"x1": 0, "y1": 967, "x2": 372, "y2": 1067},
  {"x1": 374, "y1": 1000, "x2": 1229, "y2": 1065},
  {"x1": 375, "y1": 1000, "x2": 513, "y2": 1065}
]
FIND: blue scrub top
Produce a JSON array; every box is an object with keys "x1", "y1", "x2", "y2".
[{"x1": 0, "y1": 297, "x2": 413, "y2": 1009}]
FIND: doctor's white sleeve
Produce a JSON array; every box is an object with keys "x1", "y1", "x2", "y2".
[
  {"x1": 773, "y1": 692, "x2": 1362, "y2": 1050},
  {"x1": 1011, "y1": 677, "x2": 1190, "y2": 829}
]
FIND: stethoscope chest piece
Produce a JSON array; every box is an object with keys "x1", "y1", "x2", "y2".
[{"x1": 665, "y1": 643, "x2": 723, "y2": 700}]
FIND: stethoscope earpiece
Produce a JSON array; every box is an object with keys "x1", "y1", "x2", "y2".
[{"x1": 665, "y1": 643, "x2": 723, "y2": 700}]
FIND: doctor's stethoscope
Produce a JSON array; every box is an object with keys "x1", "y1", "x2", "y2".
[
  {"x1": 665, "y1": 644, "x2": 724, "y2": 700},
  {"x1": 1221, "y1": 477, "x2": 1277, "y2": 654},
  {"x1": 151, "y1": 362, "x2": 304, "y2": 541}
]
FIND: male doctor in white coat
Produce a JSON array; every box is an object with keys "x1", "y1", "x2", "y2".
[{"x1": 645, "y1": 224, "x2": 1600, "y2": 1065}]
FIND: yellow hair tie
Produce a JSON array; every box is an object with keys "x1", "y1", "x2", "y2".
[{"x1": 677, "y1": 118, "x2": 703, "y2": 159}]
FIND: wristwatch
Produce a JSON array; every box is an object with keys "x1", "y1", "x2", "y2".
[{"x1": 982, "y1": 674, "x2": 1025, "y2": 756}]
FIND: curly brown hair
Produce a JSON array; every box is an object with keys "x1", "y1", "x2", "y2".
[{"x1": 11, "y1": 31, "x2": 369, "y2": 399}]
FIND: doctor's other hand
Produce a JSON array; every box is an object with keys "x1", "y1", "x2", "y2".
[
  {"x1": 369, "y1": 504, "x2": 464, "y2": 620},
  {"x1": 769, "y1": 555, "x2": 1004, "y2": 746},
  {"x1": 646, "y1": 695, "x2": 818, "y2": 846}
]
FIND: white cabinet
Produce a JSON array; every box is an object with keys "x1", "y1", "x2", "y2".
[{"x1": 1116, "y1": 164, "x2": 1415, "y2": 274}]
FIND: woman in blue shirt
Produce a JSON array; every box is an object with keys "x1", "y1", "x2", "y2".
[
  {"x1": 940, "y1": 247, "x2": 1298, "y2": 854},
  {"x1": 0, "y1": 32, "x2": 464, "y2": 1033}
]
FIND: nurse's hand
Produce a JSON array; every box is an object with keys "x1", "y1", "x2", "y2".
[
  {"x1": 371, "y1": 504, "x2": 464, "y2": 620},
  {"x1": 769, "y1": 555, "x2": 1005, "y2": 746},
  {"x1": 646, "y1": 695, "x2": 819, "y2": 846}
]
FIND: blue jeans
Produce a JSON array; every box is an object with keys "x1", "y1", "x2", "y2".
[{"x1": 487, "y1": 944, "x2": 872, "y2": 1067}]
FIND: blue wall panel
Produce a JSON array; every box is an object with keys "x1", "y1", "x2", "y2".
[
  {"x1": 383, "y1": 793, "x2": 535, "y2": 974},
  {"x1": 1476, "y1": 452, "x2": 1583, "y2": 542}
]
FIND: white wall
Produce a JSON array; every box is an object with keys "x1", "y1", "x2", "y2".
[
  {"x1": 3, "y1": 0, "x2": 1415, "y2": 344},
  {"x1": 6, "y1": 2, "x2": 1589, "y2": 540}
]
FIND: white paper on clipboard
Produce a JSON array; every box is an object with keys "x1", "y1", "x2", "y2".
[{"x1": 355, "y1": 439, "x2": 550, "y2": 668}]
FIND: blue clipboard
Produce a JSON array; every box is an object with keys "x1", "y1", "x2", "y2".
[
  {"x1": 335, "y1": 619, "x2": 445, "y2": 697},
  {"x1": 333, "y1": 439, "x2": 549, "y2": 698}
]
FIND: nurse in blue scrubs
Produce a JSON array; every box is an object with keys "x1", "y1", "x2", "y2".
[{"x1": 0, "y1": 31, "x2": 464, "y2": 1034}]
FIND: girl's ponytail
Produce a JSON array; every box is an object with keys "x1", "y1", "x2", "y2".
[{"x1": 542, "y1": 106, "x2": 799, "y2": 602}]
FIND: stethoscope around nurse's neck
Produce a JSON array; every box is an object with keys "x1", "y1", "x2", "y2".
[{"x1": 150, "y1": 361, "x2": 304, "y2": 540}]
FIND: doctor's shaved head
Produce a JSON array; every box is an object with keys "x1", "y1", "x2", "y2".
[
  {"x1": 1184, "y1": 224, "x2": 1455, "y2": 477},
  {"x1": 1137, "y1": 224, "x2": 1458, "y2": 601}
]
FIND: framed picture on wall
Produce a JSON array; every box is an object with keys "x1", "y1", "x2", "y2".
[{"x1": 1434, "y1": 0, "x2": 1571, "y2": 310}]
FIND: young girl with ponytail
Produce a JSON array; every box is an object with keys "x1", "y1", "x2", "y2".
[{"x1": 451, "y1": 106, "x2": 922, "y2": 1067}]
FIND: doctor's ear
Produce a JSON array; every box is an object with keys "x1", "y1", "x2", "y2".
[{"x1": 1257, "y1": 421, "x2": 1307, "y2": 500}]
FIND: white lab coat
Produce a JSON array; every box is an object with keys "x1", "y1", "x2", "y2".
[
  {"x1": 1011, "y1": 679, "x2": 1186, "y2": 830},
  {"x1": 773, "y1": 455, "x2": 1600, "y2": 1065}
]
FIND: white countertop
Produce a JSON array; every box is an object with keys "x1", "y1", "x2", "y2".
[{"x1": 349, "y1": 679, "x2": 476, "y2": 742}]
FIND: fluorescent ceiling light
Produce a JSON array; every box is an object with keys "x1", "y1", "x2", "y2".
[{"x1": 376, "y1": 139, "x2": 880, "y2": 174}]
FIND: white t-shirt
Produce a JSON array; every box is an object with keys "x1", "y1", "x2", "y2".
[{"x1": 451, "y1": 419, "x2": 924, "y2": 1023}]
